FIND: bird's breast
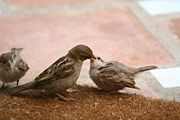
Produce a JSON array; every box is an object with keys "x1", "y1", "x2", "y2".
[
  {"x1": 73, "y1": 61, "x2": 83, "y2": 79},
  {"x1": 60, "y1": 61, "x2": 83, "y2": 90},
  {"x1": 0, "y1": 68, "x2": 25, "y2": 82},
  {"x1": 89, "y1": 68, "x2": 101, "y2": 83}
]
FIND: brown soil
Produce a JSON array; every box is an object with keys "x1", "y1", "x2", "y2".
[{"x1": 0, "y1": 86, "x2": 179, "y2": 120}]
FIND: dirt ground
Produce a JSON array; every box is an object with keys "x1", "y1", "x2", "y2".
[{"x1": 0, "y1": 86, "x2": 179, "y2": 120}]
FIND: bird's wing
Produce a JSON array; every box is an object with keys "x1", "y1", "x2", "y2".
[
  {"x1": 99, "y1": 63, "x2": 135, "y2": 88},
  {"x1": 0, "y1": 52, "x2": 12, "y2": 63},
  {"x1": 16, "y1": 59, "x2": 29, "y2": 72},
  {"x1": 34, "y1": 56, "x2": 75, "y2": 83},
  {"x1": 0, "y1": 53, "x2": 13, "y2": 70}
]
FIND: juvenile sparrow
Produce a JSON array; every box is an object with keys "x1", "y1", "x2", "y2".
[
  {"x1": 89, "y1": 56, "x2": 157, "y2": 92},
  {"x1": 0, "y1": 48, "x2": 29, "y2": 88},
  {"x1": 9, "y1": 45, "x2": 95, "y2": 101}
]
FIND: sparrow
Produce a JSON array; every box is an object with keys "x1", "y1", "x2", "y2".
[
  {"x1": 8, "y1": 45, "x2": 95, "y2": 101},
  {"x1": 89, "y1": 56, "x2": 157, "y2": 92},
  {"x1": 0, "y1": 48, "x2": 29, "y2": 88}
]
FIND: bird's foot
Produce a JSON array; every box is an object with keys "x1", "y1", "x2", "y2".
[
  {"x1": 66, "y1": 88, "x2": 78, "y2": 93},
  {"x1": 56, "y1": 93, "x2": 77, "y2": 101}
]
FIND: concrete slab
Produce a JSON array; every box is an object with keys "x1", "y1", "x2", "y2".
[
  {"x1": 151, "y1": 67, "x2": 180, "y2": 88},
  {"x1": 141, "y1": 72, "x2": 180, "y2": 101},
  {"x1": 130, "y1": 2, "x2": 180, "y2": 101},
  {"x1": 139, "y1": 0, "x2": 180, "y2": 15}
]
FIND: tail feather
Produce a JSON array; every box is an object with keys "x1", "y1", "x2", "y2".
[
  {"x1": 133, "y1": 65, "x2": 157, "y2": 74},
  {"x1": 8, "y1": 81, "x2": 34, "y2": 95}
]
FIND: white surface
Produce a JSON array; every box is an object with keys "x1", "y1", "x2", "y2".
[
  {"x1": 150, "y1": 67, "x2": 180, "y2": 88},
  {"x1": 139, "y1": 0, "x2": 180, "y2": 15}
]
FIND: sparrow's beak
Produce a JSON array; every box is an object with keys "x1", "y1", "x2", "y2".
[{"x1": 90, "y1": 55, "x2": 96, "y2": 62}]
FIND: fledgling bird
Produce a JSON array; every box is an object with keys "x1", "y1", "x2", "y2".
[
  {"x1": 0, "y1": 48, "x2": 29, "y2": 88},
  {"x1": 89, "y1": 56, "x2": 157, "y2": 92},
  {"x1": 9, "y1": 45, "x2": 95, "y2": 101}
]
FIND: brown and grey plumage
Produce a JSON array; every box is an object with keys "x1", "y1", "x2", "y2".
[
  {"x1": 89, "y1": 56, "x2": 157, "y2": 92},
  {"x1": 0, "y1": 48, "x2": 29, "y2": 88},
  {"x1": 9, "y1": 45, "x2": 95, "y2": 101}
]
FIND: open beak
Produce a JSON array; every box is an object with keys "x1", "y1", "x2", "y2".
[{"x1": 90, "y1": 55, "x2": 96, "y2": 62}]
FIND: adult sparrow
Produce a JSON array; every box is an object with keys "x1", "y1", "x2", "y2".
[
  {"x1": 9, "y1": 45, "x2": 95, "y2": 101},
  {"x1": 89, "y1": 56, "x2": 157, "y2": 92},
  {"x1": 0, "y1": 48, "x2": 29, "y2": 88}
]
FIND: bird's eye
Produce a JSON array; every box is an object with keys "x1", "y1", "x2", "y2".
[{"x1": 97, "y1": 57, "x2": 100, "y2": 60}]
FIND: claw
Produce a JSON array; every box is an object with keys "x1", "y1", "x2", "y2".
[{"x1": 66, "y1": 88, "x2": 78, "y2": 93}]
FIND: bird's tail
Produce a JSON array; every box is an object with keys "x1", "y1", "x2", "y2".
[
  {"x1": 7, "y1": 81, "x2": 35, "y2": 95},
  {"x1": 133, "y1": 65, "x2": 158, "y2": 74}
]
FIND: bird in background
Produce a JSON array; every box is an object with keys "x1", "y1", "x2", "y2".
[
  {"x1": 89, "y1": 56, "x2": 157, "y2": 93},
  {"x1": 8, "y1": 45, "x2": 95, "y2": 101},
  {"x1": 0, "y1": 48, "x2": 29, "y2": 88}
]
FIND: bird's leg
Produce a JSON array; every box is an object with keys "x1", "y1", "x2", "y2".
[
  {"x1": 1, "y1": 82, "x2": 8, "y2": 89},
  {"x1": 55, "y1": 93, "x2": 76, "y2": 101},
  {"x1": 1, "y1": 82, "x2": 5, "y2": 89},
  {"x1": 16, "y1": 80, "x2": 19, "y2": 86},
  {"x1": 106, "y1": 90, "x2": 119, "y2": 95}
]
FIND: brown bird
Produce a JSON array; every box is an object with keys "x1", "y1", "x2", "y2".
[
  {"x1": 89, "y1": 56, "x2": 157, "y2": 92},
  {"x1": 9, "y1": 45, "x2": 95, "y2": 101},
  {"x1": 0, "y1": 48, "x2": 29, "y2": 88}
]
